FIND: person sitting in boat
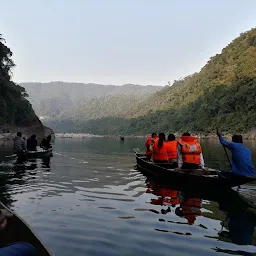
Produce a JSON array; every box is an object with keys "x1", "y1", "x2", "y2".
[
  {"x1": 26, "y1": 134, "x2": 37, "y2": 151},
  {"x1": 40, "y1": 135, "x2": 52, "y2": 150},
  {"x1": 217, "y1": 130, "x2": 256, "y2": 176},
  {"x1": 177, "y1": 132, "x2": 205, "y2": 169},
  {"x1": 152, "y1": 133, "x2": 168, "y2": 163},
  {"x1": 166, "y1": 133, "x2": 178, "y2": 168},
  {"x1": 145, "y1": 132, "x2": 158, "y2": 158}
]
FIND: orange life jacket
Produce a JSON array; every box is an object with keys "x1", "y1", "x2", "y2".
[
  {"x1": 166, "y1": 140, "x2": 178, "y2": 160},
  {"x1": 179, "y1": 136, "x2": 202, "y2": 165},
  {"x1": 153, "y1": 140, "x2": 168, "y2": 161},
  {"x1": 145, "y1": 136, "x2": 157, "y2": 156}
]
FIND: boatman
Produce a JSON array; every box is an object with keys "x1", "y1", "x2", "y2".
[
  {"x1": 13, "y1": 132, "x2": 27, "y2": 163},
  {"x1": 217, "y1": 129, "x2": 256, "y2": 176},
  {"x1": 145, "y1": 132, "x2": 158, "y2": 158},
  {"x1": 177, "y1": 132, "x2": 205, "y2": 169}
]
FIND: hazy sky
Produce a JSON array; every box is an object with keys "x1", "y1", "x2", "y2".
[{"x1": 1, "y1": 0, "x2": 256, "y2": 86}]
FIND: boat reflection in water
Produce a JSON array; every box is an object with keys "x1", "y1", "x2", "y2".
[
  {"x1": 145, "y1": 178, "x2": 256, "y2": 247},
  {"x1": 146, "y1": 179, "x2": 202, "y2": 225}
]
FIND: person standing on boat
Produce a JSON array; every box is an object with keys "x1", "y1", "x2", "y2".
[
  {"x1": 145, "y1": 132, "x2": 158, "y2": 158},
  {"x1": 13, "y1": 132, "x2": 26, "y2": 153},
  {"x1": 166, "y1": 133, "x2": 178, "y2": 167},
  {"x1": 26, "y1": 134, "x2": 37, "y2": 151},
  {"x1": 152, "y1": 133, "x2": 168, "y2": 163},
  {"x1": 13, "y1": 132, "x2": 27, "y2": 163},
  {"x1": 217, "y1": 130, "x2": 256, "y2": 176},
  {"x1": 177, "y1": 132, "x2": 205, "y2": 169}
]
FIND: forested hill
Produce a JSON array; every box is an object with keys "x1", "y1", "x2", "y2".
[
  {"x1": 0, "y1": 35, "x2": 41, "y2": 133},
  {"x1": 44, "y1": 28, "x2": 256, "y2": 135},
  {"x1": 21, "y1": 82, "x2": 161, "y2": 119}
]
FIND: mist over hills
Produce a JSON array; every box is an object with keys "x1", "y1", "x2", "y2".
[{"x1": 20, "y1": 82, "x2": 162, "y2": 120}]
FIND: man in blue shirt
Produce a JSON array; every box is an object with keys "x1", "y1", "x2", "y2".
[{"x1": 217, "y1": 130, "x2": 256, "y2": 176}]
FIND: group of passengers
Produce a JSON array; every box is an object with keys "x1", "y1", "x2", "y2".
[
  {"x1": 145, "y1": 132, "x2": 204, "y2": 169},
  {"x1": 145, "y1": 131, "x2": 256, "y2": 176},
  {"x1": 13, "y1": 132, "x2": 52, "y2": 162}
]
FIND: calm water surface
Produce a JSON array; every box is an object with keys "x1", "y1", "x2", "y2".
[{"x1": 0, "y1": 137, "x2": 256, "y2": 256}]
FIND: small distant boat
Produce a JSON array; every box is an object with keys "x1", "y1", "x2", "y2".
[
  {"x1": 135, "y1": 153, "x2": 256, "y2": 189},
  {"x1": 0, "y1": 202, "x2": 52, "y2": 255}
]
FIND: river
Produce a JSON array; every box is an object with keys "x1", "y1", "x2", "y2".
[{"x1": 0, "y1": 137, "x2": 256, "y2": 255}]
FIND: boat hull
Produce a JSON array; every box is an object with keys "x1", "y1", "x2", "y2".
[
  {"x1": 136, "y1": 154, "x2": 256, "y2": 189},
  {"x1": 0, "y1": 202, "x2": 52, "y2": 255}
]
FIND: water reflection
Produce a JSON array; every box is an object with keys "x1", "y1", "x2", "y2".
[
  {"x1": 0, "y1": 157, "x2": 52, "y2": 207},
  {"x1": 0, "y1": 137, "x2": 256, "y2": 256},
  {"x1": 145, "y1": 177, "x2": 256, "y2": 249}
]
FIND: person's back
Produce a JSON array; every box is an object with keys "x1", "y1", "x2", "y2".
[
  {"x1": 27, "y1": 135, "x2": 37, "y2": 151},
  {"x1": 218, "y1": 134, "x2": 255, "y2": 176},
  {"x1": 145, "y1": 133, "x2": 157, "y2": 157},
  {"x1": 177, "y1": 133, "x2": 205, "y2": 169},
  {"x1": 153, "y1": 133, "x2": 168, "y2": 162},
  {"x1": 166, "y1": 134, "x2": 178, "y2": 163},
  {"x1": 13, "y1": 132, "x2": 25, "y2": 153}
]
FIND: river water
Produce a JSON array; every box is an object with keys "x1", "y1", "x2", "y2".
[{"x1": 0, "y1": 137, "x2": 256, "y2": 256}]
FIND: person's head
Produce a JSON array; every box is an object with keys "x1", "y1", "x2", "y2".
[
  {"x1": 151, "y1": 132, "x2": 157, "y2": 139},
  {"x1": 47, "y1": 135, "x2": 52, "y2": 142},
  {"x1": 158, "y1": 133, "x2": 166, "y2": 149},
  {"x1": 182, "y1": 132, "x2": 191, "y2": 136},
  {"x1": 31, "y1": 134, "x2": 37, "y2": 139},
  {"x1": 17, "y1": 132, "x2": 22, "y2": 137},
  {"x1": 167, "y1": 134, "x2": 176, "y2": 141},
  {"x1": 232, "y1": 134, "x2": 243, "y2": 143}
]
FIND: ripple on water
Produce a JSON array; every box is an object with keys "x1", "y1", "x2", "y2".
[{"x1": 1, "y1": 138, "x2": 256, "y2": 256}]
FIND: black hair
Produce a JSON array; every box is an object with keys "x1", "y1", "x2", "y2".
[
  {"x1": 167, "y1": 134, "x2": 176, "y2": 141},
  {"x1": 151, "y1": 132, "x2": 157, "y2": 137},
  {"x1": 17, "y1": 132, "x2": 22, "y2": 137},
  {"x1": 232, "y1": 134, "x2": 243, "y2": 143},
  {"x1": 182, "y1": 132, "x2": 191, "y2": 136},
  {"x1": 158, "y1": 133, "x2": 166, "y2": 150}
]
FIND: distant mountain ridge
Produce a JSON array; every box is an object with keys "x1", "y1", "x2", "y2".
[
  {"x1": 20, "y1": 82, "x2": 162, "y2": 120},
  {"x1": 42, "y1": 28, "x2": 256, "y2": 135}
]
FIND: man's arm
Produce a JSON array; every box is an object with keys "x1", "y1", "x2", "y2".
[
  {"x1": 177, "y1": 144, "x2": 183, "y2": 168},
  {"x1": 219, "y1": 135, "x2": 233, "y2": 150}
]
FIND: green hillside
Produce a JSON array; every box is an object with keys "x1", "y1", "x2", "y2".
[
  {"x1": 45, "y1": 28, "x2": 256, "y2": 135},
  {"x1": 21, "y1": 82, "x2": 161, "y2": 119},
  {"x1": 0, "y1": 35, "x2": 37, "y2": 127}
]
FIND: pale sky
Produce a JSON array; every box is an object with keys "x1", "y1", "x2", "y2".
[{"x1": 1, "y1": 0, "x2": 256, "y2": 86}]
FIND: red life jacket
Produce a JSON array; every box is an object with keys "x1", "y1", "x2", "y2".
[
  {"x1": 145, "y1": 136, "x2": 157, "y2": 156},
  {"x1": 166, "y1": 140, "x2": 178, "y2": 160},
  {"x1": 179, "y1": 136, "x2": 202, "y2": 165},
  {"x1": 153, "y1": 140, "x2": 168, "y2": 161}
]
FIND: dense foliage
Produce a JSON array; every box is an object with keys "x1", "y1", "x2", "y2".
[
  {"x1": 0, "y1": 35, "x2": 36, "y2": 126},
  {"x1": 21, "y1": 82, "x2": 161, "y2": 120},
  {"x1": 44, "y1": 28, "x2": 256, "y2": 135}
]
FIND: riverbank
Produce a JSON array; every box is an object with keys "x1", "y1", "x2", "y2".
[{"x1": 54, "y1": 131, "x2": 256, "y2": 140}]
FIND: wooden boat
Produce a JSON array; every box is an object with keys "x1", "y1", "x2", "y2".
[
  {"x1": 0, "y1": 202, "x2": 52, "y2": 255},
  {"x1": 4, "y1": 147, "x2": 53, "y2": 163},
  {"x1": 27, "y1": 147, "x2": 53, "y2": 159},
  {"x1": 135, "y1": 153, "x2": 256, "y2": 189}
]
